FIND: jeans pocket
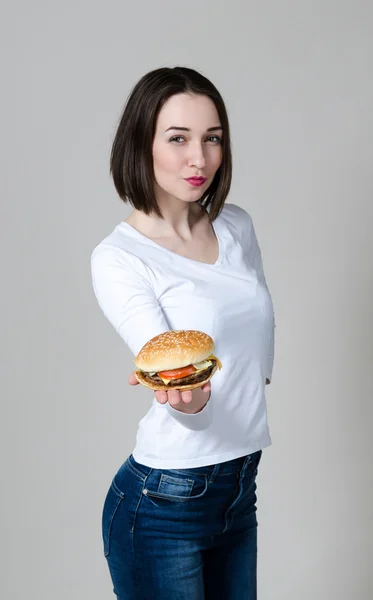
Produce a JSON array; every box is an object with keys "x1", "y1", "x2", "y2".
[
  {"x1": 158, "y1": 473, "x2": 194, "y2": 496},
  {"x1": 143, "y1": 473, "x2": 208, "y2": 503},
  {"x1": 102, "y1": 480, "x2": 125, "y2": 557}
]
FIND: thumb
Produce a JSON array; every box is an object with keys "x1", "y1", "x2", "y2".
[{"x1": 128, "y1": 371, "x2": 139, "y2": 386}]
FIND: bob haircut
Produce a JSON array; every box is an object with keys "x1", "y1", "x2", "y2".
[{"x1": 110, "y1": 66, "x2": 232, "y2": 221}]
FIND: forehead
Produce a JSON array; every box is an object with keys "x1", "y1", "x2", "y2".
[{"x1": 156, "y1": 93, "x2": 220, "y2": 130}]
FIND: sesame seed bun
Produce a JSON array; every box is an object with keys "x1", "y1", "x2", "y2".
[{"x1": 134, "y1": 330, "x2": 215, "y2": 372}]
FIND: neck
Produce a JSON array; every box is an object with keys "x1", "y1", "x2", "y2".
[{"x1": 129, "y1": 199, "x2": 206, "y2": 241}]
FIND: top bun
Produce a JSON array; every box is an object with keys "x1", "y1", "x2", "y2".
[{"x1": 134, "y1": 330, "x2": 214, "y2": 372}]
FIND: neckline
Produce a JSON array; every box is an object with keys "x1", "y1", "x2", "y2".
[{"x1": 118, "y1": 214, "x2": 223, "y2": 268}]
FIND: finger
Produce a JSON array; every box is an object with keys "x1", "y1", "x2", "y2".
[
  {"x1": 128, "y1": 371, "x2": 139, "y2": 386},
  {"x1": 201, "y1": 381, "x2": 211, "y2": 393},
  {"x1": 155, "y1": 390, "x2": 168, "y2": 404},
  {"x1": 167, "y1": 389, "x2": 182, "y2": 407},
  {"x1": 180, "y1": 390, "x2": 193, "y2": 404}
]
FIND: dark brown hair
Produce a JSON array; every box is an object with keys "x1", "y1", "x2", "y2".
[{"x1": 110, "y1": 66, "x2": 232, "y2": 221}]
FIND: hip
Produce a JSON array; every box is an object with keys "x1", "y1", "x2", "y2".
[{"x1": 101, "y1": 450, "x2": 263, "y2": 557}]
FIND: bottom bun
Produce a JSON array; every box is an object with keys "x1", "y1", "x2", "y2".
[{"x1": 135, "y1": 364, "x2": 217, "y2": 392}]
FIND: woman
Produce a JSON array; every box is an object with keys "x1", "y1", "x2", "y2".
[{"x1": 91, "y1": 66, "x2": 275, "y2": 600}]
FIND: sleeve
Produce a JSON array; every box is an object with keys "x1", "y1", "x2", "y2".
[
  {"x1": 237, "y1": 207, "x2": 275, "y2": 384},
  {"x1": 90, "y1": 244, "x2": 213, "y2": 429},
  {"x1": 248, "y1": 218, "x2": 275, "y2": 383}
]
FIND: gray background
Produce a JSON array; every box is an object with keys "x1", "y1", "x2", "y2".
[{"x1": 2, "y1": 0, "x2": 372, "y2": 598}]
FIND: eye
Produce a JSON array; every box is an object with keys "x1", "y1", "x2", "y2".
[
  {"x1": 206, "y1": 135, "x2": 222, "y2": 144},
  {"x1": 169, "y1": 136, "x2": 186, "y2": 143}
]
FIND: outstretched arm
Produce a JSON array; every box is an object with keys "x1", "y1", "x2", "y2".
[{"x1": 91, "y1": 245, "x2": 213, "y2": 429}]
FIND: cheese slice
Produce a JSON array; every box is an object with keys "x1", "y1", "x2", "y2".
[
  {"x1": 192, "y1": 359, "x2": 212, "y2": 371},
  {"x1": 159, "y1": 376, "x2": 173, "y2": 385},
  {"x1": 206, "y1": 354, "x2": 223, "y2": 370},
  {"x1": 191, "y1": 354, "x2": 223, "y2": 372}
]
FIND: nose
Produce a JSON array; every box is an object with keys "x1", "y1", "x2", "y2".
[{"x1": 187, "y1": 141, "x2": 206, "y2": 170}]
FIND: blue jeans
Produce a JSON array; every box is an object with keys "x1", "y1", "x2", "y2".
[{"x1": 102, "y1": 450, "x2": 262, "y2": 599}]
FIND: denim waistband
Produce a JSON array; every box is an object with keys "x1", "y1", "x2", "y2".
[{"x1": 128, "y1": 451, "x2": 261, "y2": 480}]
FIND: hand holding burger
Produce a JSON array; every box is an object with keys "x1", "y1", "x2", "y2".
[{"x1": 128, "y1": 330, "x2": 222, "y2": 414}]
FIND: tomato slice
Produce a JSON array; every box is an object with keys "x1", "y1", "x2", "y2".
[{"x1": 158, "y1": 365, "x2": 197, "y2": 379}]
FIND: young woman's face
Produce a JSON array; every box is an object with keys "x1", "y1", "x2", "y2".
[{"x1": 152, "y1": 93, "x2": 223, "y2": 206}]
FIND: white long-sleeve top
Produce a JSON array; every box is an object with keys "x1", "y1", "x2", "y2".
[{"x1": 91, "y1": 203, "x2": 275, "y2": 468}]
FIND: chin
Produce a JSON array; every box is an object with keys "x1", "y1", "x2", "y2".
[
  {"x1": 168, "y1": 191, "x2": 204, "y2": 204},
  {"x1": 155, "y1": 181, "x2": 207, "y2": 205},
  {"x1": 180, "y1": 186, "x2": 207, "y2": 201}
]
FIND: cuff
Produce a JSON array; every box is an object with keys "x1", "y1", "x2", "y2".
[{"x1": 165, "y1": 399, "x2": 213, "y2": 431}]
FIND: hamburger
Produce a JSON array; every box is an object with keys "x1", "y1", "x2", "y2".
[{"x1": 134, "y1": 330, "x2": 222, "y2": 391}]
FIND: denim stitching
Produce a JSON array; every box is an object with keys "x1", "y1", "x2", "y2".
[
  {"x1": 130, "y1": 470, "x2": 152, "y2": 536},
  {"x1": 126, "y1": 459, "x2": 147, "y2": 482},
  {"x1": 111, "y1": 478, "x2": 125, "y2": 498},
  {"x1": 104, "y1": 485, "x2": 124, "y2": 556}
]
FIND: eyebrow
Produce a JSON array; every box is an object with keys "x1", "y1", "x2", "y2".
[{"x1": 165, "y1": 126, "x2": 223, "y2": 132}]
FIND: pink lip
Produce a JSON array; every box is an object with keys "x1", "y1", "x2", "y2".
[{"x1": 185, "y1": 177, "x2": 207, "y2": 187}]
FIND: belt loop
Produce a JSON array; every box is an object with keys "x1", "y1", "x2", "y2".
[
  {"x1": 239, "y1": 454, "x2": 252, "y2": 479},
  {"x1": 208, "y1": 463, "x2": 220, "y2": 484}
]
